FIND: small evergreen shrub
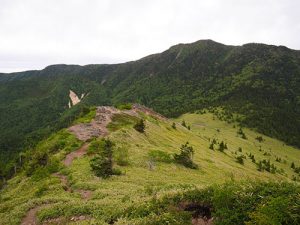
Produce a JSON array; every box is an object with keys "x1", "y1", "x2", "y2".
[
  {"x1": 174, "y1": 142, "x2": 198, "y2": 169},
  {"x1": 90, "y1": 139, "x2": 120, "y2": 178},
  {"x1": 248, "y1": 153, "x2": 256, "y2": 163},
  {"x1": 218, "y1": 141, "x2": 227, "y2": 152},
  {"x1": 236, "y1": 155, "x2": 245, "y2": 165},
  {"x1": 255, "y1": 136, "x2": 264, "y2": 142},
  {"x1": 134, "y1": 119, "x2": 145, "y2": 133},
  {"x1": 291, "y1": 162, "x2": 295, "y2": 169},
  {"x1": 237, "y1": 128, "x2": 247, "y2": 139},
  {"x1": 171, "y1": 122, "x2": 176, "y2": 129}
]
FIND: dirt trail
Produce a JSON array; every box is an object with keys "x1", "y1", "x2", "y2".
[
  {"x1": 22, "y1": 205, "x2": 90, "y2": 225},
  {"x1": 63, "y1": 143, "x2": 89, "y2": 166},
  {"x1": 68, "y1": 104, "x2": 166, "y2": 141},
  {"x1": 21, "y1": 205, "x2": 51, "y2": 225},
  {"x1": 53, "y1": 173, "x2": 92, "y2": 200},
  {"x1": 68, "y1": 106, "x2": 119, "y2": 141}
]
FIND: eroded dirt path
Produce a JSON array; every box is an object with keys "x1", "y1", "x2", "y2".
[
  {"x1": 21, "y1": 205, "x2": 52, "y2": 225},
  {"x1": 68, "y1": 106, "x2": 120, "y2": 141},
  {"x1": 63, "y1": 143, "x2": 89, "y2": 166},
  {"x1": 68, "y1": 104, "x2": 167, "y2": 141}
]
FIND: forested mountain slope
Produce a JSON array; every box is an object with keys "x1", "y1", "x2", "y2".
[{"x1": 1, "y1": 40, "x2": 300, "y2": 177}]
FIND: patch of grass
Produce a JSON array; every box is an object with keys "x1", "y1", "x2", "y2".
[
  {"x1": 73, "y1": 106, "x2": 97, "y2": 124},
  {"x1": 107, "y1": 113, "x2": 139, "y2": 132},
  {"x1": 116, "y1": 103, "x2": 133, "y2": 110},
  {"x1": 148, "y1": 150, "x2": 173, "y2": 163}
]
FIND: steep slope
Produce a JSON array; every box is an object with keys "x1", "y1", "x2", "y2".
[
  {"x1": 0, "y1": 106, "x2": 299, "y2": 224},
  {"x1": 1, "y1": 40, "x2": 300, "y2": 179}
]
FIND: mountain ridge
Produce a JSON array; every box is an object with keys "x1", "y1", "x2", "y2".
[
  {"x1": 0, "y1": 39, "x2": 299, "y2": 180},
  {"x1": 1, "y1": 39, "x2": 300, "y2": 75}
]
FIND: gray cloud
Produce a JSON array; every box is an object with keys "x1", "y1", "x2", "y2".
[{"x1": 0, "y1": 0, "x2": 299, "y2": 72}]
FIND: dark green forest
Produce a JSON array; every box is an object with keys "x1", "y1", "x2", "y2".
[{"x1": 1, "y1": 40, "x2": 300, "y2": 179}]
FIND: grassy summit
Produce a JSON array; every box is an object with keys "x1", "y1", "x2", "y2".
[{"x1": 0, "y1": 107, "x2": 299, "y2": 224}]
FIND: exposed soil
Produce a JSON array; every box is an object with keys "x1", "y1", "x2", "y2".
[
  {"x1": 77, "y1": 189, "x2": 93, "y2": 200},
  {"x1": 179, "y1": 202, "x2": 214, "y2": 225},
  {"x1": 68, "y1": 106, "x2": 119, "y2": 141},
  {"x1": 68, "y1": 104, "x2": 166, "y2": 141},
  {"x1": 63, "y1": 143, "x2": 89, "y2": 166},
  {"x1": 69, "y1": 90, "x2": 81, "y2": 107},
  {"x1": 21, "y1": 206, "x2": 44, "y2": 225}
]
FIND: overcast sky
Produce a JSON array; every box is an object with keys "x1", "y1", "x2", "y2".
[{"x1": 0, "y1": 0, "x2": 299, "y2": 73}]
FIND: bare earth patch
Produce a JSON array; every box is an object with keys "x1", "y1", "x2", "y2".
[
  {"x1": 63, "y1": 143, "x2": 89, "y2": 166},
  {"x1": 68, "y1": 104, "x2": 166, "y2": 141},
  {"x1": 21, "y1": 206, "x2": 43, "y2": 225},
  {"x1": 21, "y1": 205, "x2": 54, "y2": 225}
]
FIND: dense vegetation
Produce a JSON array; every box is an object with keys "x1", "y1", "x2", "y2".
[
  {"x1": 1, "y1": 39, "x2": 300, "y2": 180},
  {"x1": 122, "y1": 181, "x2": 300, "y2": 225},
  {"x1": 0, "y1": 109, "x2": 299, "y2": 224}
]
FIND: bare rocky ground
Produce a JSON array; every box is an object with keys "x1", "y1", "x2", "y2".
[{"x1": 68, "y1": 104, "x2": 166, "y2": 141}]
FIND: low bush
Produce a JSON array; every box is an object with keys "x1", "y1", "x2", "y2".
[
  {"x1": 236, "y1": 155, "x2": 245, "y2": 165},
  {"x1": 90, "y1": 139, "x2": 114, "y2": 178},
  {"x1": 172, "y1": 122, "x2": 176, "y2": 129},
  {"x1": 174, "y1": 142, "x2": 198, "y2": 169},
  {"x1": 90, "y1": 139, "x2": 122, "y2": 178},
  {"x1": 237, "y1": 128, "x2": 247, "y2": 139},
  {"x1": 134, "y1": 119, "x2": 145, "y2": 133}
]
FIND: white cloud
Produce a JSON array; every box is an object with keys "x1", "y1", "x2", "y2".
[{"x1": 0, "y1": 0, "x2": 299, "y2": 72}]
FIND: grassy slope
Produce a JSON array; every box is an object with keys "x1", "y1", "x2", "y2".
[{"x1": 0, "y1": 112, "x2": 299, "y2": 224}]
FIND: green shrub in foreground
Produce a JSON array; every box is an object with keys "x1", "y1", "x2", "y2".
[{"x1": 122, "y1": 181, "x2": 300, "y2": 225}]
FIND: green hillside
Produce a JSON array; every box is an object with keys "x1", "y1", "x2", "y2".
[
  {"x1": 0, "y1": 107, "x2": 299, "y2": 224},
  {"x1": 1, "y1": 40, "x2": 300, "y2": 180}
]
